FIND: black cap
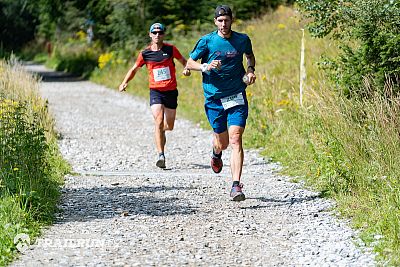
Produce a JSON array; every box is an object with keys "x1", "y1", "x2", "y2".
[{"x1": 214, "y1": 5, "x2": 232, "y2": 19}]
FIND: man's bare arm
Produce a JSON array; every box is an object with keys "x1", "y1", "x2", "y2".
[
  {"x1": 244, "y1": 53, "x2": 256, "y2": 85},
  {"x1": 186, "y1": 58, "x2": 222, "y2": 72},
  {"x1": 119, "y1": 64, "x2": 139, "y2": 91},
  {"x1": 178, "y1": 57, "x2": 191, "y2": 76},
  {"x1": 245, "y1": 53, "x2": 256, "y2": 72}
]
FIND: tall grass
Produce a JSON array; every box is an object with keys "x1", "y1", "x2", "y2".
[
  {"x1": 0, "y1": 59, "x2": 70, "y2": 265},
  {"x1": 302, "y1": 79, "x2": 400, "y2": 264},
  {"x1": 89, "y1": 5, "x2": 398, "y2": 264}
]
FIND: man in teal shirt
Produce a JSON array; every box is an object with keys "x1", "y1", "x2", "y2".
[{"x1": 186, "y1": 5, "x2": 256, "y2": 201}]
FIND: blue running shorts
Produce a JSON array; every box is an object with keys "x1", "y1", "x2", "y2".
[{"x1": 204, "y1": 92, "x2": 248, "y2": 134}]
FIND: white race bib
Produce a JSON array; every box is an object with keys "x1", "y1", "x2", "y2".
[
  {"x1": 153, "y1": 67, "x2": 171, "y2": 82},
  {"x1": 220, "y1": 92, "x2": 245, "y2": 110}
]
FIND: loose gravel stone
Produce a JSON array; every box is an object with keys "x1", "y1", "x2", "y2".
[{"x1": 13, "y1": 64, "x2": 376, "y2": 266}]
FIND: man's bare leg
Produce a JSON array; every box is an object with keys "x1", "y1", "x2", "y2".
[
  {"x1": 211, "y1": 131, "x2": 229, "y2": 173},
  {"x1": 213, "y1": 131, "x2": 229, "y2": 154},
  {"x1": 151, "y1": 104, "x2": 165, "y2": 153},
  {"x1": 228, "y1": 126, "x2": 244, "y2": 182},
  {"x1": 151, "y1": 104, "x2": 167, "y2": 168}
]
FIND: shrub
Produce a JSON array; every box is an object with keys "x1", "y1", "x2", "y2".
[
  {"x1": 298, "y1": 0, "x2": 400, "y2": 97},
  {"x1": 47, "y1": 40, "x2": 101, "y2": 78}
]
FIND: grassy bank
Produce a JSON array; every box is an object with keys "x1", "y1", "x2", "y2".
[
  {"x1": 87, "y1": 5, "x2": 399, "y2": 264},
  {"x1": 0, "y1": 59, "x2": 70, "y2": 265}
]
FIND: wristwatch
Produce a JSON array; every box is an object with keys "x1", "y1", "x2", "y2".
[{"x1": 247, "y1": 66, "x2": 255, "y2": 72}]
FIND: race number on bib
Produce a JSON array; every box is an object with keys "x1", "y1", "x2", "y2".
[
  {"x1": 153, "y1": 67, "x2": 171, "y2": 82},
  {"x1": 221, "y1": 92, "x2": 245, "y2": 110}
]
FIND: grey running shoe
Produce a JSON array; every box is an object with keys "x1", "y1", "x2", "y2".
[
  {"x1": 230, "y1": 183, "x2": 246, "y2": 201},
  {"x1": 156, "y1": 154, "x2": 166, "y2": 168}
]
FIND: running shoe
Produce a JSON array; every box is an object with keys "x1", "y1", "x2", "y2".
[
  {"x1": 230, "y1": 183, "x2": 245, "y2": 201},
  {"x1": 211, "y1": 156, "x2": 223, "y2": 173},
  {"x1": 156, "y1": 154, "x2": 166, "y2": 168}
]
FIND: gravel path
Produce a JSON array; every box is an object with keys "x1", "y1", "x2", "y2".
[{"x1": 13, "y1": 64, "x2": 376, "y2": 266}]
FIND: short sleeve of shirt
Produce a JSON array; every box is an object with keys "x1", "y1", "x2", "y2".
[
  {"x1": 189, "y1": 37, "x2": 208, "y2": 61},
  {"x1": 244, "y1": 35, "x2": 253, "y2": 55},
  {"x1": 172, "y1": 46, "x2": 184, "y2": 60},
  {"x1": 135, "y1": 52, "x2": 145, "y2": 67}
]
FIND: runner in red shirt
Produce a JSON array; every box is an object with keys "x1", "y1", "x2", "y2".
[{"x1": 119, "y1": 22, "x2": 191, "y2": 168}]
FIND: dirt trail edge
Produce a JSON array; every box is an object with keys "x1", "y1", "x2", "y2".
[{"x1": 13, "y1": 64, "x2": 376, "y2": 266}]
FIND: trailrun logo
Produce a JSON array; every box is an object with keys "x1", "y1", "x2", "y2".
[
  {"x1": 14, "y1": 233, "x2": 142, "y2": 253},
  {"x1": 35, "y1": 237, "x2": 110, "y2": 248},
  {"x1": 14, "y1": 233, "x2": 136, "y2": 250}
]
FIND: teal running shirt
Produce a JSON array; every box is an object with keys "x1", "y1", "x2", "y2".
[{"x1": 189, "y1": 30, "x2": 254, "y2": 100}]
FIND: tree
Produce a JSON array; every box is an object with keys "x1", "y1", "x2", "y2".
[
  {"x1": 298, "y1": 0, "x2": 400, "y2": 97},
  {"x1": 0, "y1": 0, "x2": 39, "y2": 51},
  {"x1": 1, "y1": 0, "x2": 291, "y2": 57}
]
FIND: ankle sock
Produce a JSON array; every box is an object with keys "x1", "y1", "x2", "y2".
[
  {"x1": 232, "y1": 181, "x2": 240, "y2": 187},
  {"x1": 159, "y1": 152, "x2": 165, "y2": 157},
  {"x1": 212, "y1": 148, "x2": 222, "y2": 158}
]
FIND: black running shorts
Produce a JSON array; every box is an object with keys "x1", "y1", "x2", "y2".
[{"x1": 149, "y1": 89, "x2": 178, "y2": 109}]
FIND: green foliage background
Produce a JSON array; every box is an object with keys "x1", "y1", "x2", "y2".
[
  {"x1": 1, "y1": 0, "x2": 291, "y2": 55},
  {"x1": 297, "y1": 0, "x2": 400, "y2": 97}
]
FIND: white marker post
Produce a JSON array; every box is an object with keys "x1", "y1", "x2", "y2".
[{"x1": 299, "y1": 29, "x2": 306, "y2": 107}]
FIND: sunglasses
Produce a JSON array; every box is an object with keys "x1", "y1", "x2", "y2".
[{"x1": 151, "y1": 31, "x2": 165, "y2": 35}]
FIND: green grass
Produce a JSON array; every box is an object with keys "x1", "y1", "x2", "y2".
[
  {"x1": 0, "y1": 60, "x2": 70, "y2": 266},
  {"x1": 88, "y1": 5, "x2": 400, "y2": 265}
]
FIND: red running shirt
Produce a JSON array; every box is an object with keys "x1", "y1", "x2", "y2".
[{"x1": 135, "y1": 43, "x2": 184, "y2": 91}]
